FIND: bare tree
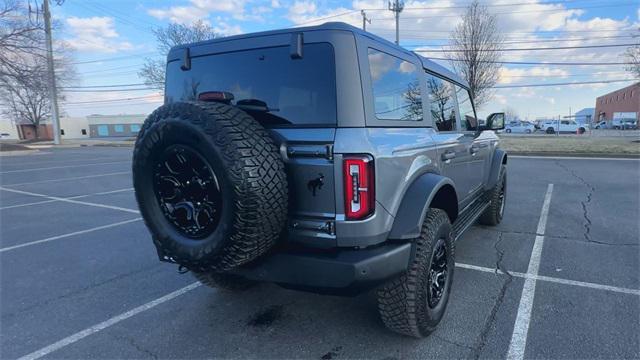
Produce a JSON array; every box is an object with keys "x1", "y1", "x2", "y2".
[
  {"x1": 448, "y1": 0, "x2": 504, "y2": 108},
  {"x1": 139, "y1": 20, "x2": 219, "y2": 90},
  {"x1": 0, "y1": 1, "x2": 75, "y2": 140},
  {"x1": 0, "y1": 0, "x2": 45, "y2": 77},
  {"x1": 502, "y1": 106, "x2": 520, "y2": 121},
  {"x1": 624, "y1": 31, "x2": 640, "y2": 78}
]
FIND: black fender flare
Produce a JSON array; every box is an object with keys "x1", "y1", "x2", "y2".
[
  {"x1": 388, "y1": 173, "x2": 458, "y2": 240},
  {"x1": 485, "y1": 149, "x2": 507, "y2": 190}
]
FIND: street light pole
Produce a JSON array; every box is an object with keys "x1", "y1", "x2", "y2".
[{"x1": 43, "y1": 0, "x2": 61, "y2": 145}]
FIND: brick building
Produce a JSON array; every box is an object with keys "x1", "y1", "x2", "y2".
[{"x1": 594, "y1": 82, "x2": 640, "y2": 124}]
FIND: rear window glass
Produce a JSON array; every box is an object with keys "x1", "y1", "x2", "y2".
[{"x1": 165, "y1": 43, "x2": 337, "y2": 127}]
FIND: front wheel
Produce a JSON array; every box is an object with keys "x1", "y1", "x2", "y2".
[
  {"x1": 505, "y1": 129, "x2": 512, "y2": 133},
  {"x1": 546, "y1": 127, "x2": 555, "y2": 134},
  {"x1": 525, "y1": 129, "x2": 532, "y2": 134},
  {"x1": 480, "y1": 167, "x2": 506, "y2": 226},
  {"x1": 377, "y1": 208, "x2": 454, "y2": 338},
  {"x1": 578, "y1": 127, "x2": 586, "y2": 134}
]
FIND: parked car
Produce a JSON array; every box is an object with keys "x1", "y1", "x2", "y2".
[
  {"x1": 594, "y1": 121, "x2": 608, "y2": 129},
  {"x1": 131, "y1": 22, "x2": 509, "y2": 338},
  {"x1": 505, "y1": 121, "x2": 535, "y2": 134},
  {"x1": 612, "y1": 119, "x2": 638, "y2": 130},
  {"x1": 541, "y1": 119, "x2": 587, "y2": 134}
]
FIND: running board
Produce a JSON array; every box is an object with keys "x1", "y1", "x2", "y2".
[{"x1": 452, "y1": 198, "x2": 490, "y2": 241}]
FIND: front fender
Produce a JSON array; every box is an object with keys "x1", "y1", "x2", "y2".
[
  {"x1": 485, "y1": 149, "x2": 507, "y2": 190},
  {"x1": 388, "y1": 173, "x2": 456, "y2": 240}
]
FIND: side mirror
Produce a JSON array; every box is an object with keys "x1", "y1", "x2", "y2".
[{"x1": 483, "y1": 112, "x2": 505, "y2": 131}]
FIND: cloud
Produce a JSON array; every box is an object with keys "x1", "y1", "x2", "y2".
[
  {"x1": 148, "y1": 0, "x2": 246, "y2": 24},
  {"x1": 66, "y1": 17, "x2": 133, "y2": 53}
]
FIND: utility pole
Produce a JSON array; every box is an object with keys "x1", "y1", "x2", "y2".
[
  {"x1": 360, "y1": 10, "x2": 371, "y2": 31},
  {"x1": 43, "y1": 0, "x2": 61, "y2": 145},
  {"x1": 388, "y1": 0, "x2": 404, "y2": 45}
]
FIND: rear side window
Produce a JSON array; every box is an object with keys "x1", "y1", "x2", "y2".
[
  {"x1": 425, "y1": 73, "x2": 456, "y2": 131},
  {"x1": 368, "y1": 49, "x2": 422, "y2": 121},
  {"x1": 165, "y1": 43, "x2": 336, "y2": 127},
  {"x1": 454, "y1": 85, "x2": 477, "y2": 131}
]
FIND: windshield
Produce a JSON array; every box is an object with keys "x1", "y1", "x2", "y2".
[{"x1": 165, "y1": 43, "x2": 337, "y2": 127}]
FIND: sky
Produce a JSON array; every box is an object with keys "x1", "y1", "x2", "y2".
[{"x1": 51, "y1": 0, "x2": 640, "y2": 120}]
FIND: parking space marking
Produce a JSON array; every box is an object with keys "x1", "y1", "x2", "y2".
[
  {"x1": 0, "y1": 218, "x2": 142, "y2": 253},
  {"x1": 16, "y1": 282, "x2": 201, "y2": 360},
  {"x1": 0, "y1": 187, "x2": 139, "y2": 214},
  {"x1": 456, "y1": 263, "x2": 640, "y2": 296},
  {"x1": 0, "y1": 161, "x2": 130, "y2": 174},
  {"x1": 0, "y1": 188, "x2": 133, "y2": 210},
  {"x1": 1, "y1": 171, "x2": 129, "y2": 187},
  {"x1": 507, "y1": 183, "x2": 553, "y2": 360}
]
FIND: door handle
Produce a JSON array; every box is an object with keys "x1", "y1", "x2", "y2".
[{"x1": 441, "y1": 151, "x2": 456, "y2": 161}]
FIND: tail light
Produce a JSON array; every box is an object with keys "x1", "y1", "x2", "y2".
[{"x1": 343, "y1": 155, "x2": 375, "y2": 220}]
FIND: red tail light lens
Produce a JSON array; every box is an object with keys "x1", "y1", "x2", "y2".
[{"x1": 343, "y1": 156, "x2": 375, "y2": 220}]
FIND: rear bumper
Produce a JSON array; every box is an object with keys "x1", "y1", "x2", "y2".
[{"x1": 230, "y1": 242, "x2": 412, "y2": 295}]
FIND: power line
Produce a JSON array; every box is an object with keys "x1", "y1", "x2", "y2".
[
  {"x1": 62, "y1": 88, "x2": 156, "y2": 92},
  {"x1": 70, "y1": 52, "x2": 157, "y2": 65},
  {"x1": 363, "y1": 0, "x2": 613, "y2": 11},
  {"x1": 62, "y1": 83, "x2": 149, "y2": 88},
  {"x1": 422, "y1": 56, "x2": 635, "y2": 65},
  {"x1": 64, "y1": 94, "x2": 160, "y2": 105},
  {"x1": 402, "y1": 35, "x2": 637, "y2": 47},
  {"x1": 294, "y1": 10, "x2": 359, "y2": 25},
  {"x1": 417, "y1": 43, "x2": 636, "y2": 52},
  {"x1": 369, "y1": 2, "x2": 637, "y2": 19},
  {"x1": 494, "y1": 79, "x2": 637, "y2": 88}
]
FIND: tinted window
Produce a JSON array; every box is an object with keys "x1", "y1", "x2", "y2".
[
  {"x1": 165, "y1": 43, "x2": 336, "y2": 127},
  {"x1": 425, "y1": 73, "x2": 456, "y2": 131},
  {"x1": 454, "y1": 85, "x2": 477, "y2": 131},
  {"x1": 368, "y1": 49, "x2": 422, "y2": 121}
]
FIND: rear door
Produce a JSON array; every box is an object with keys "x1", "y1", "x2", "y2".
[
  {"x1": 453, "y1": 84, "x2": 488, "y2": 200},
  {"x1": 425, "y1": 72, "x2": 476, "y2": 205}
]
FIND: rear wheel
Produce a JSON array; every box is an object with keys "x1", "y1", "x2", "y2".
[
  {"x1": 578, "y1": 127, "x2": 586, "y2": 134},
  {"x1": 525, "y1": 129, "x2": 532, "y2": 134},
  {"x1": 546, "y1": 127, "x2": 555, "y2": 134},
  {"x1": 377, "y1": 208, "x2": 454, "y2": 338},
  {"x1": 505, "y1": 128, "x2": 512, "y2": 133}
]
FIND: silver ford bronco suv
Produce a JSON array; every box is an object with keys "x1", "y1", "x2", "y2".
[{"x1": 132, "y1": 22, "x2": 507, "y2": 337}]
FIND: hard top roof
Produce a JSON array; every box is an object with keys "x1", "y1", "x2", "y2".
[{"x1": 169, "y1": 21, "x2": 468, "y2": 88}]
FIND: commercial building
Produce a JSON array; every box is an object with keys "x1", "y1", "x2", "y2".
[
  {"x1": 573, "y1": 108, "x2": 594, "y2": 125},
  {"x1": 87, "y1": 114, "x2": 145, "y2": 137},
  {"x1": 6, "y1": 113, "x2": 147, "y2": 140},
  {"x1": 594, "y1": 82, "x2": 640, "y2": 124}
]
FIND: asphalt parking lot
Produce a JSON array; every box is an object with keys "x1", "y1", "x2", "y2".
[{"x1": 1, "y1": 147, "x2": 639, "y2": 360}]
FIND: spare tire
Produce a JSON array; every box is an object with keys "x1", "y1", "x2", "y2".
[{"x1": 132, "y1": 101, "x2": 287, "y2": 271}]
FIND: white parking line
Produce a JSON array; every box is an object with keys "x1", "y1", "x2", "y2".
[
  {"x1": 0, "y1": 188, "x2": 134, "y2": 210},
  {"x1": 0, "y1": 218, "x2": 142, "y2": 253},
  {"x1": 455, "y1": 263, "x2": 640, "y2": 296},
  {"x1": 16, "y1": 282, "x2": 201, "y2": 360},
  {"x1": 0, "y1": 187, "x2": 139, "y2": 214},
  {"x1": 0, "y1": 161, "x2": 130, "y2": 174},
  {"x1": 1, "y1": 171, "x2": 130, "y2": 186},
  {"x1": 507, "y1": 183, "x2": 553, "y2": 360}
]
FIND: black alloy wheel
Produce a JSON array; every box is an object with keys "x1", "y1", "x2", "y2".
[
  {"x1": 427, "y1": 238, "x2": 448, "y2": 308},
  {"x1": 153, "y1": 144, "x2": 222, "y2": 239}
]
